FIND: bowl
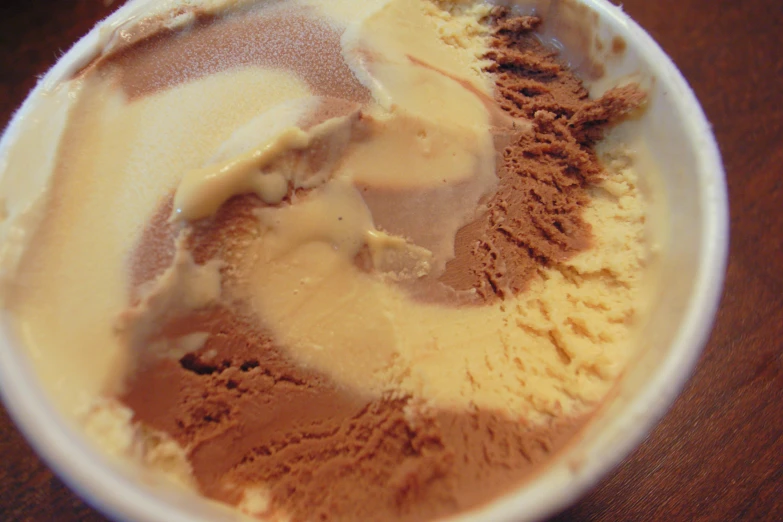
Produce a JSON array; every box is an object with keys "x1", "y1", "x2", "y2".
[{"x1": 0, "y1": 0, "x2": 728, "y2": 521}]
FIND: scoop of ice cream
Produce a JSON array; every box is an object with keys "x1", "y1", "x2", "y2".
[{"x1": 2, "y1": 1, "x2": 651, "y2": 521}]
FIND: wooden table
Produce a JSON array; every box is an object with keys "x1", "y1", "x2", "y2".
[{"x1": 0, "y1": 0, "x2": 780, "y2": 520}]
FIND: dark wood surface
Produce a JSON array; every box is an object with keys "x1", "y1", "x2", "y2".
[{"x1": 1, "y1": 0, "x2": 781, "y2": 520}]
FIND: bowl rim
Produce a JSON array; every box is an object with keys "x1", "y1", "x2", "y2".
[{"x1": 0, "y1": 1, "x2": 729, "y2": 521}]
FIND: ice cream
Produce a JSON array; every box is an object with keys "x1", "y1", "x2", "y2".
[{"x1": 0, "y1": 0, "x2": 653, "y2": 520}]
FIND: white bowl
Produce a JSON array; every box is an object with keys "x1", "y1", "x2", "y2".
[{"x1": 0, "y1": 0, "x2": 728, "y2": 521}]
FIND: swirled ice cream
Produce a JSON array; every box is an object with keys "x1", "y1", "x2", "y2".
[{"x1": 0, "y1": 0, "x2": 653, "y2": 520}]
